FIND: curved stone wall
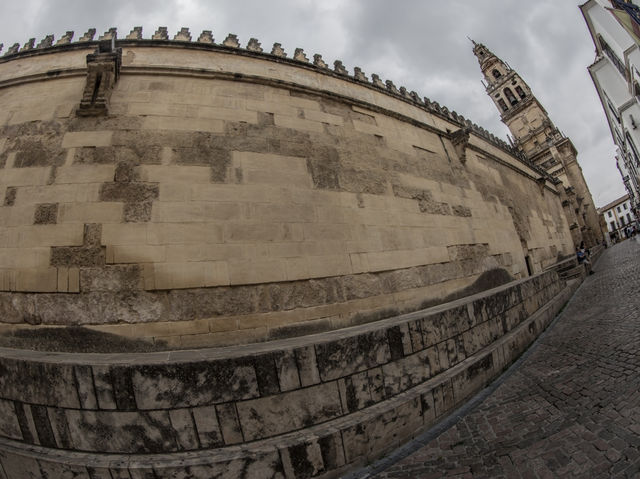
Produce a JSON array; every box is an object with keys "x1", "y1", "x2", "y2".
[
  {"x1": 0, "y1": 269, "x2": 573, "y2": 478},
  {"x1": 0, "y1": 29, "x2": 574, "y2": 347}
]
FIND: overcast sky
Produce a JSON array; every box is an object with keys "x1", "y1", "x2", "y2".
[{"x1": 0, "y1": 0, "x2": 625, "y2": 206}]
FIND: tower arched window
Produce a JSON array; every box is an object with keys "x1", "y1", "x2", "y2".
[
  {"x1": 504, "y1": 87, "x2": 518, "y2": 106},
  {"x1": 515, "y1": 86, "x2": 526, "y2": 99},
  {"x1": 492, "y1": 69, "x2": 502, "y2": 79},
  {"x1": 498, "y1": 99, "x2": 508, "y2": 112}
]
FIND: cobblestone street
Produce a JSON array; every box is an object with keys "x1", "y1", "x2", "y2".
[{"x1": 367, "y1": 238, "x2": 640, "y2": 478}]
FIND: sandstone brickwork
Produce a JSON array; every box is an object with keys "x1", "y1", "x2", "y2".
[{"x1": 0, "y1": 28, "x2": 575, "y2": 347}]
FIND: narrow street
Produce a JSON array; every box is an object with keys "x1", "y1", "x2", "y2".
[{"x1": 367, "y1": 238, "x2": 640, "y2": 478}]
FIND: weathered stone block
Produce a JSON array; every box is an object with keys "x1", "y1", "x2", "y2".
[
  {"x1": 315, "y1": 330, "x2": 391, "y2": 382},
  {"x1": 236, "y1": 383, "x2": 342, "y2": 441},
  {"x1": 66, "y1": 410, "x2": 177, "y2": 453},
  {"x1": 192, "y1": 405, "x2": 223, "y2": 447},
  {"x1": 132, "y1": 360, "x2": 259, "y2": 409},
  {"x1": 0, "y1": 398, "x2": 21, "y2": 440}
]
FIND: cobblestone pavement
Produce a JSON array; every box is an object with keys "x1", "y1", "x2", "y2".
[{"x1": 369, "y1": 238, "x2": 640, "y2": 479}]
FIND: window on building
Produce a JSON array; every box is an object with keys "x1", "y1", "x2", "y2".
[
  {"x1": 504, "y1": 87, "x2": 518, "y2": 106},
  {"x1": 599, "y1": 35, "x2": 627, "y2": 78},
  {"x1": 624, "y1": 202, "x2": 628, "y2": 209},
  {"x1": 617, "y1": 206, "x2": 622, "y2": 213},
  {"x1": 498, "y1": 98, "x2": 508, "y2": 112},
  {"x1": 608, "y1": 101, "x2": 621, "y2": 125},
  {"x1": 628, "y1": 214, "x2": 632, "y2": 223},
  {"x1": 492, "y1": 69, "x2": 501, "y2": 79},
  {"x1": 515, "y1": 85, "x2": 526, "y2": 99},
  {"x1": 608, "y1": 211, "x2": 613, "y2": 217},
  {"x1": 610, "y1": 221, "x2": 617, "y2": 230},
  {"x1": 621, "y1": 216, "x2": 626, "y2": 226},
  {"x1": 625, "y1": 132, "x2": 640, "y2": 165}
]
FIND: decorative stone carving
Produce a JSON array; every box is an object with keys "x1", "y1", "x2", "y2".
[
  {"x1": 399, "y1": 86, "x2": 413, "y2": 100},
  {"x1": 77, "y1": 39, "x2": 122, "y2": 117},
  {"x1": 197, "y1": 30, "x2": 214, "y2": 44},
  {"x1": 99, "y1": 28, "x2": 117, "y2": 41},
  {"x1": 271, "y1": 43, "x2": 286, "y2": 57},
  {"x1": 174, "y1": 28, "x2": 192, "y2": 42},
  {"x1": 353, "y1": 67, "x2": 368, "y2": 82},
  {"x1": 36, "y1": 35, "x2": 54, "y2": 49},
  {"x1": 334, "y1": 60, "x2": 348, "y2": 75},
  {"x1": 247, "y1": 38, "x2": 263, "y2": 52},
  {"x1": 222, "y1": 34, "x2": 240, "y2": 48},
  {"x1": 152, "y1": 27, "x2": 169, "y2": 40},
  {"x1": 385, "y1": 80, "x2": 399, "y2": 94},
  {"x1": 79, "y1": 29, "x2": 97, "y2": 42},
  {"x1": 313, "y1": 54, "x2": 328, "y2": 68},
  {"x1": 56, "y1": 31, "x2": 74, "y2": 45},
  {"x1": 293, "y1": 48, "x2": 309, "y2": 62},
  {"x1": 126, "y1": 27, "x2": 143, "y2": 40},
  {"x1": 451, "y1": 127, "x2": 472, "y2": 164}
]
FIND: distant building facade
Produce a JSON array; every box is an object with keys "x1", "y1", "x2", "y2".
[
  {"x1": 581, "y1": 0, "x2": 640, "y2": 216},
  {"x1": 473, "y1": 42, "x2": 605, "y2": 248},
  {"x1": 598, "y1": 193, "x2": 638, "y2": 238}
]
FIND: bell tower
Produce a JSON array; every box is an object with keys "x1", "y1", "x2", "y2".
[{"x1": 472, "y1": 41, "x2": 604, "y2": 248}]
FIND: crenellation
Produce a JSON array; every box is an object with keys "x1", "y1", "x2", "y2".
[
  {"x1": 271, "y1": 42, "x2": 286, "y2": 57},
  {"x1": 126, "y1": 27, "x2": 143, "y2": 40},
  {"x1": 386, "y1": 80, "x2": 399, "y2": 95},
  {"x1": 334, "y1": 60, "x2": 348, "y2": 75},
  {"x1": 98, "y1": 28, "x2": 117, "y2": 41},
  {"x1": 371, "y1": 74, "x2": 385, "y2": 88},
  {"x1": 197, "y1": 30, "x2": 214, "y2": 44},
  {"x1": 399, "y1": 86, "x2": 413, "y2": 101},
  {"x1": 313, "y1": 54, "x2": 328, "y2": 68},
  {"x1": 410, "y1": 91, "x2": 423, "y2": 104},
  {"x1": 22, "y1": 38, "x2": 35, "y2": 51},
  {"x1": 152, "y1": 27, "x2": 169, "y2": 40},
  {"x1": 293, "y1": 48, "x2": 309, "y2": 63},
  {"x1": 36, "y1": 35, "x2": 54, "y2": 49},
  {"x1": 246, "y1": 38, "x2": 263, "y2": 52},
  {"x1": 78, "y1": 28, "x2": 97, "y2": 42},
  {"x1": 5, "y1": 43, "x2": 19, "y2": 55},
  {"x1": 56, "y1": 31, "x2": 74, "y2": 45},
  {"x1": 353, "y1": 67, "x2": 368, "y2": 82},
  {"x1": 222, "y1": 34, "x2": 240, "y2": 48},
  {"x1": 174, "y1": 27, "x2": 192, "y2": 42}
]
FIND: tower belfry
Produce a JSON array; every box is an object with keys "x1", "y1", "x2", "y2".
[{"x1": 472, "y1": 41, "x2": 604, "y2": 247}]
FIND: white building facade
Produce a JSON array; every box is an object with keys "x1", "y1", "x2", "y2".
[
  {"x1": 581, "y1": 0, "x2": 640, "y2": 215},
  {"x1": 598, "y1": 193, "x2": 638, "y2": 238}
]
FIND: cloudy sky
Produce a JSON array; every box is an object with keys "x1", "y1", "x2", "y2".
[{"x1": 0, "y1": 0, "x2": 625, "y2": 206}]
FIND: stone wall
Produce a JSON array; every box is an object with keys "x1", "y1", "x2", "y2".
[
  {"x1": 0, "y1": 30, "x2": 575, "y2": 346},
  {"x1": 0, "y1": 269, "x2": 573, "y2": 478}
]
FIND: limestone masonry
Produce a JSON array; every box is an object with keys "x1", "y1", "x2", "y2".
[{"x1": 0, "y1": 26, "x2": 602, "y2": 478}]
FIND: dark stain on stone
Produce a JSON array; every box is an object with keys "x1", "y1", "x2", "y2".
[
  {"x1": 386, "y1": 326, "x2": 405, "y2": 361},
  {"x1": 99, "y1": 182, "x2": 159, "y2": 203},
  {"x1": 0, "y1": 326, "x2": 163, "y2": 353},
  {"x1": 288, "y1": 443, "x2": 320, "y2": 479},
  {"x1": 33, "y1": 203, "x2": 58, "y2": 225},
  {"x1": 50, "y1": 245, "x2": 104, "y2": 267},
  {"x1": 74, "y1": 146, "x2": 116, "y2": 164},
  {"x1": 49, "y1": 407, "x2": 72, "y2": 448},
  {"x1": 345, "y1": 378, "x2": 358, "y2": 412},
  {"x1": 30, "y1": 404, "x2": 57, "y2": 447},
  {"x1": 13, "y1": 401, "x2": 34, "y2": 443},
  {"x1": 3, "y1": 187, "x2": 16, "y2": 206},
  {"x1": 112, "y1": 367, "x2": 138, "y2": 410},
  {"x1": 319, "y1": 435, "x2": 341, "y2": 470},
  {"x1": 253, "y1": 354, "x2": 280, "y2": 396}
]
